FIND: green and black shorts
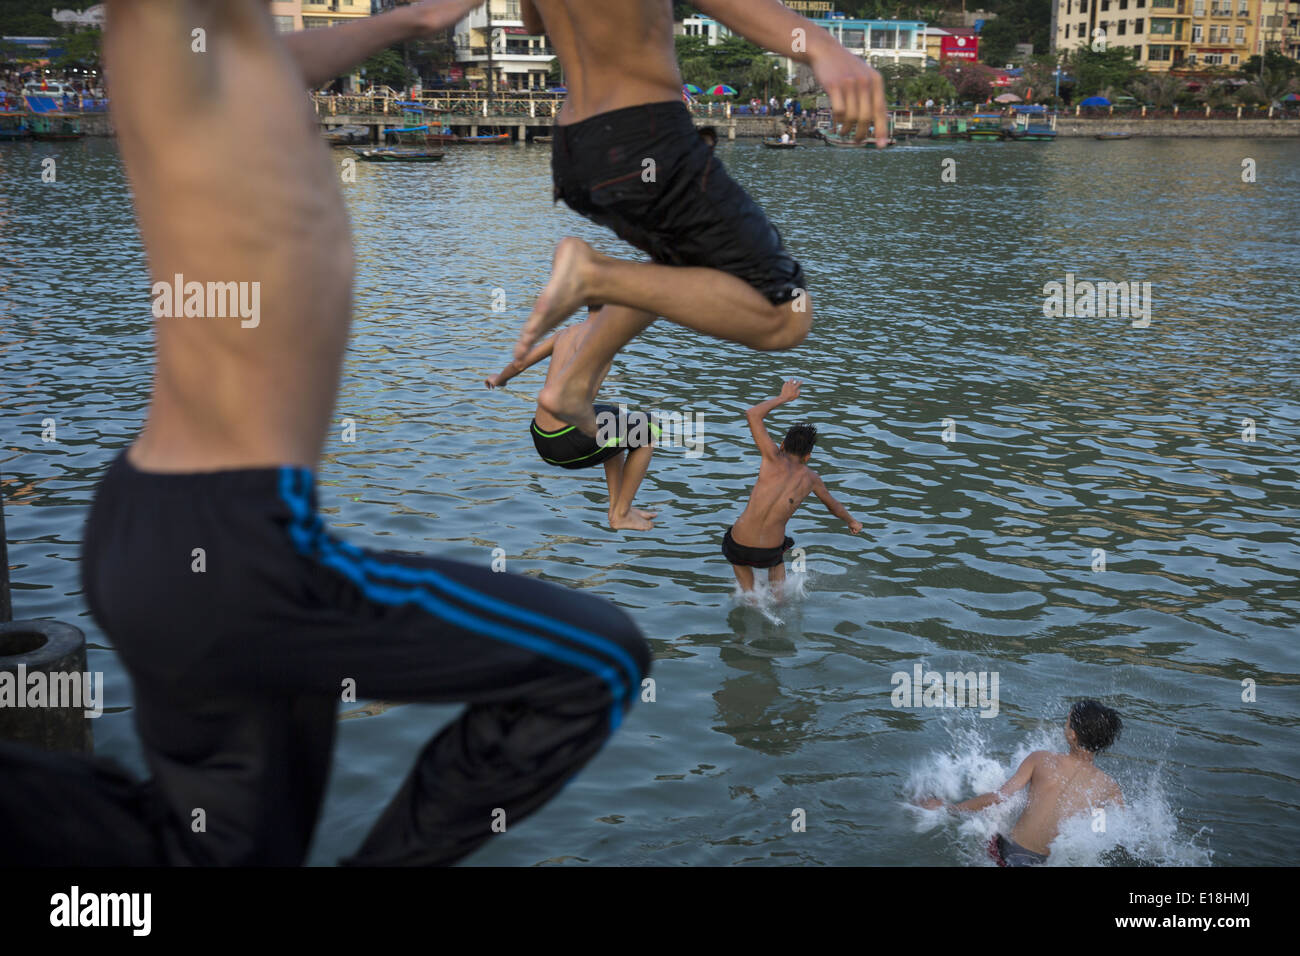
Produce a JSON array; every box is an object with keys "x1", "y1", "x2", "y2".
[{"x1": 531, "y1": 403, "x2": 659, "y2": 470}]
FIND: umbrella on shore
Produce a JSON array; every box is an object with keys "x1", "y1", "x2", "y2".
[
  {"x1": 994, "y1": 92, "x2": 1022, "y2": 103},
  {"x1": 1284, "y1": 92, "x2": 1300, "y2": 102},
  {"x1": 707, "y1": 84, "x2": 737, "y2": 96},
  {"x1": 683, "y1": 84, "x2": 702, "y2": 95},
  {"x1": 1079, "y1": 95, "x2": 1111, "y2": 107}
]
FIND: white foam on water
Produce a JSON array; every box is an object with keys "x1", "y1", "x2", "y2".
[
  {"x1": 903, "y1": 717, "x2": 1213, "y2": 867},
  {"x1": 730, "y1": 570, "x2": 810, "y2": 625}
]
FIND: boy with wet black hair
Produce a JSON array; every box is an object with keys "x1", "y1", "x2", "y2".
[
  {"x1": 915, "y1": 700, "x2": 1125, "y2": 866},
  {"x1": 722, "y1": 379, "x2": 861, "y2": 595}
]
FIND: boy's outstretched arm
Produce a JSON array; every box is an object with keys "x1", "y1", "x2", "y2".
[
  {"x1": 811, "y1": 475, "x2": 862, "y2": 534},
  {"x1": 521, "y1": 0, "x2": 545, "y2": 36},
  {"x1": 745, "y1": 378, "x2": 800, "y2": 459},
  {"x1": 486, "y1": 334, "x2": 556, "y2": 388},
  {"x1": 280, "y1": 0, "x2": 480, "y2": 88},
  {"x1": 693, "y1": 0, "x2": 887, "y2": 145},
  {"x1": 915, "y1": 753, "x2": 1040, "y2": 812}
]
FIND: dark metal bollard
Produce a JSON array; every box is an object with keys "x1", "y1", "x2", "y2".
[
  {"x1": 0, "y1": 475, "x2": 95, "y2": 752},
  {"x1": 0, "y1": 620, "x2": 94, "y2": 753}
]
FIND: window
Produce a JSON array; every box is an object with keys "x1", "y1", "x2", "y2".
[
  {"x1": 1067, "y1": 0, "x2": 1072, "y2": 11},
  {"x1": 1064, "y1": 23, "x2": 1071, "y2": 37},
  {"x1": 1118, "y1": 20, "x2": 1127, "y2": 33},
  {"x1": 1080, "y1": 0, "x2": 1088, "y2": 10},
  {"x1": 1120, "y1": 0, "x2": 1128, "y2": 7},
  {"x1": 1230, "y1": 54, "x2": 1239, "y2": 64},
  {"x1": 1137, "y1": 0, "x2": 1145, "y2": 6},
  {"x1": 1238, "y1": 0, "x2": 1247, "y2": 13},
  {"x1": 272, "y1": 15, "x2": 295, "y2": 31},
  {"x1": 1192, "y1": 0, "x2": 1204, "y2": 10},
  {"x1": 1187, "y1": 52, "x2": 1197, "y2": 63},
  {"x1": 1203, "y1": 52, "x2": 1223, "y2": 64},
  {"x1": 1102, "y1": 0, "x2": 1110, "y2": 9},
  {"x1": 1192, "y1": 23, "x2": 1203, "y2": 40},
  {"x1": 1135, "y1": 17, "x2": 1144, "y2": 30},
  {"x1": 1235, "y1": 25, "x2": 1244, "y2": 41},
  {"x1": 1148, "y1": 43, "x2": 1173, "y2": 59}
]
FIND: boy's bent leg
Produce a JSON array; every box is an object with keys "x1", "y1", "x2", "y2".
[
  {"x1": 276, "y1": 545, "x2": 651, "y2": 867},
  {"x1": 517, "y1": 239, "x2": 811, "y2": 367},
  {"x1": 608, "y1": 444, "x2": 654, "y2": 531},
  {"x1": 541, "y1": 303, "x2": 655, "y2": 435}
]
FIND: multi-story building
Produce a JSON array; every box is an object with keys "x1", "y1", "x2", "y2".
[
  {"x1": 679, "y1": 15, "x2": 733, "y2": 45},
  {"x1": 452, "y1": 0, "x2": 554, "y2": 91},
  {"x1": 1257, "y1": 0, "x2": 1300, "y2": 58},
  {"x1": 268, "y1": 0, "x2": 373, "y2": 33},
  {"x1": 1053, "y1": 0, "x2": 1263, "y2": 71}
]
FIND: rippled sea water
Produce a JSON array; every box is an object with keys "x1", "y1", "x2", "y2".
[{"x1": 2, "y1": 134, "x2": 1297, "y2": 866}]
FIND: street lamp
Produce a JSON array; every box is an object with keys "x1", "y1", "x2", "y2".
[{"x1": 1054, "y1": 66, "x2": 1061, "y2": 100}]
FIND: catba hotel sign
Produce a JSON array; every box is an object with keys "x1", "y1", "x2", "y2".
[{"x1": 783, "y1": 2, "x2": 835, "y2": 12}]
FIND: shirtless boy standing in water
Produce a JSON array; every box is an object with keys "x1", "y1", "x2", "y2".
[
  {"x1": 915, "y1": 700, "x2": 1125, "y2": 866},
  {"x1": 486, "y1": 313, "x2": 659, "y2": 531},
  {"x1": 0, "y1": 0, "x2": 649, "y2": 866},
  {"x1": 724, "y1": 379, "x2": 861, "y2": 595},
  {"x1": 511, "y1": 0, "x2": 888, "y2": 437}
]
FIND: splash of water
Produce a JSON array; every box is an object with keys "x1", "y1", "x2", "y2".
[
  {"x1": 903, "y1": 718, "x2": 1212, "y2": 866},
  {"x1": 730, "y1": 570, "x2": 810, "y2": 625}
]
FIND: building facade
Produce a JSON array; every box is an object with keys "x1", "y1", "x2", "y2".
[
  {"x1": 268, "y1": 0, "x2": 373, "y2": 33},
  {"x1": 1053, "y1": 0, "x2": 1272, "y2": 71},
  {"x1": 1257, "y1": 0, "x2": 1300, "y2": 57},
  {"x1": 453, "y1": 0, "x2": 554, "y2": 91}
]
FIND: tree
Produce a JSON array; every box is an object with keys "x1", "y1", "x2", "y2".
[
  {"x1": 979, "y1": 16, "x2": 1020, "y2": 67},
  {"x1": 1065, "y1": 46, "x2": 1140, "y2": 98},
  {"x1": 52, "y1": 27, "x2": 100, "y2": 71},
  {"x1": 877, "y1": 62, "x2": 922, "y2": 105},
  {"x1": 360, "y1": 49, "x2": 414, "y2": 90},
  {"x1": 1129, "y1": 72, "x2": 1184, "y2": 108},
  {"x1": 905, "y1": 71, "x2": 956, "y2": 105},
  {"x1": 1239, "y1": 68, "x2": 1300, "y2": 106},
  {"x1": 942, "y1": 61, "x2": 997, "y2": 102}
]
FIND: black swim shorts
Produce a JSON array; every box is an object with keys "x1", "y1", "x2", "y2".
[
  {"x1": 531, "y1": 402, "x2": 659, "y2": 470},
  {"x1": 552, "y1": 100, "x2": 806, "y2": 306},
  {"x1": 721, "y1": 526, "x2": 794, "y2": 569}
]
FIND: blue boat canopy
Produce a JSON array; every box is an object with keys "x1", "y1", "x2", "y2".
[{"x1": 1079, "y1": 95, "x2": 1111, "y2": 106}]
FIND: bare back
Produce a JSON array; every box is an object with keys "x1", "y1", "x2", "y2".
[
  {"x1": 527, "y1": 0, "x2": 682, "y2": 123},
  {"x1": 1012, "y1": 752, "x2": 1122, "y2": 854},
  {"x1": 107, "y1": 0, "x2": 352, "y2": 471},
  {"x1": 732, "y1": 455, "x2": 817, "y2": 549}
]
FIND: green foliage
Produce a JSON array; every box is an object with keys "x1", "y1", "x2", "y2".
[
  {"x1": 361, "y1": 49, "x2": 414, "y2": 90},
  {"x1": 877, "y1": 62, "x2": 922, "y2": 104},
  {"x1": 673, "y1": 35, "x2": 791, "y2": 100},
  {"x1": 1066, "y1": 46, "x2": 1140, "y2": 97},
  {"x1": 905, "y1": 71, "x2": 957, "y2": 104},
  {"x1": 1240, "y1": 51, "x2": 1300, "y2": 81},
  {"x1": 52, "y1": 27, "x2": 99, "y2": 69},
  {"x1": 978, "y1": 16, "x2": 1020, "y2": 67}
]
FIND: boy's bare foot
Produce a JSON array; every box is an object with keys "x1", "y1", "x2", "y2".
[
  {"x1": 515, "y1": 237, "x2": 595, "y2": 361},
  {"x1": 608, "y1": 508, "x2": 654, "y2": 531},
  {"x1": 538, "y1": 376, "x2": 599, "y2": 436},
  {"x1": 634, "y1": 508, "x2": 658, "y2": 520}
]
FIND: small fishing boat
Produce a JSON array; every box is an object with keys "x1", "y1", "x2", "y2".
[
  {"x1": 1004, "y1": 105, "x2": 1057, "y2": 142},
  {"x1": 459, "y1": 132, "x2": 511, "y2": 144},
  {"x1": 29, "y1": 114, "x2": 84, "y2": 141},
  {"x1": 323, "y1": 124, "x2": 368, "y2": 146},
  {"x1": 929, "y1": 114, "x2": 968, "y2": 139},
  {"x1": 761, "y1": 138, "x2": 799, "y2": 149},
  {"x1": 386, "y1": 124, "x2": 462, "y2": 145},
  {"x1": 351, "y1": 147, "x2": 444, "y2": 163},
  {"x1": 890, "y1": 110, "x2": 922, "y2": 139},
  {"x1": 0, "y1": 111, "x2": 30, "y2": 141},
  {"x1": 531, "y1": 134, "x2": 553, "y2": 144},
  {"x1": 1095, "y1": 131, "x2": 1132, "y2": 140},
  {"x1": 966, "y1": 114, "x2": 1006, "y2": 141},
  {"x1": 822, "y1": 131, "x2": 895, "y2": 148}
]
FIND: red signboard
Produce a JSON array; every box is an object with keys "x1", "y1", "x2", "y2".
[{"x1": 941, "y1": 35, "x2": 979, "y2": 61}]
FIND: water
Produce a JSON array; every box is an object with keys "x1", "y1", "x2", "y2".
[{"x1": 2, "y1": 134, "x2": 1298, "y2": 866}]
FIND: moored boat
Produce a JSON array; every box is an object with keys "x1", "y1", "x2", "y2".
[
  {"x1": 761, "y1": 138, "x2": 799, "y2": 149},
  {"x1": 1005, "y1": 105, "x2": 1057, "y2": 142},
  {"x1": 0, "y1": 111, "x2": 30, "y2": 140},
  {"x1": 323, "y1": 124, "x2": 369, "y2": 145},
  {"x1": 351, "y1": 146, "x2": 444, "y2": 162},
  {"x1": 966, "y1": 113, "x2": 1006, "y2": 141},
  {"x1": 929, "y1": 114, "x2": 968, "y2": 139},
  {"x1": 822, "y1": 131, "x2": 895, "y2": 148},
  {"x1": 1095, "y1": 131, "x2": 1132, "y2": 140}
]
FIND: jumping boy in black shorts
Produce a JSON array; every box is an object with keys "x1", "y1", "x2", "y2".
[
  {"x1": 724, "y1": 379, "x2": 861, "y2": 596},
  {"x1": 487, "y1": 312, "x2": 659, "y2": 531},
  {"x1": 512, "y1": 0, "x2": 888, "y2": 437}
]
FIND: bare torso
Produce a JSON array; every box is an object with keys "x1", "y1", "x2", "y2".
[
  {"x1": 1012, "y1": 752, "x2": 1122, "y2": 854},
  {"x1": 732, "y1": 455, "x2": 816, "y2": 549},
  {"x1": 107, "y1": 1, "x2": 352, "y2": 472},
  {"x1": 527, "y1": 0, "x2": 682, "y2": 123}
]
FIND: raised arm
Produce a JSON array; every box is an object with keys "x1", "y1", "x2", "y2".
[
  {"x1": 811, "y1": 475, "x2": 861, "y2": 534},
  {"x1": 280, "y1": 0, "x2": 480, "y2": 89},
  {"x1": 693, "y1": 0, "x2": 887, "y2": 145},
  {"x1": 486, "y1": 334, "x2": 557, "y2": 388},
  {"x1": 744, "y1": 378, "x2": 800, "y2": 459}
]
